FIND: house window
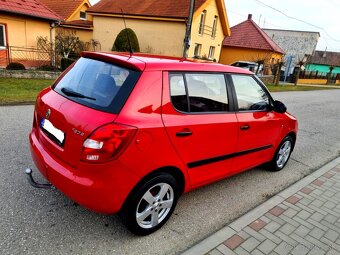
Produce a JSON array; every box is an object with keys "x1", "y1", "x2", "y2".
[
  {"x1": 80, "y1": 11, "x2": 87, "y2": 20},
  {"x1": 211, "y1": 16, "x2": 218, "y2": 38},
  {"x1": 0, "y1": 24, "x2": 6, "y2": 49},
  {"x1": 208, "y1": 46, "x2": 215, "y2": 59},
  {"x1": 194, "y1": 43, "x2": 202, "y2": 57},
  {"x1": 198, "y1": 10, "x2": 206, "y2": 35}
]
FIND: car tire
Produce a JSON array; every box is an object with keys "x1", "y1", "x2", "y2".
[
  {"x1": 268, "y1": 136, "x2": 294, "y2": 172},
  {"x1": 119, "y1": 173, "x2": 179, "y2": 235}
]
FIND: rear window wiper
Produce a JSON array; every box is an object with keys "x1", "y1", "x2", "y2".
[{"x1": 61, "y1": 87, "x2": 96, "y2": 100}]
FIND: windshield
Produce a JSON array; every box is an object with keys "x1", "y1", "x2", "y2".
[{"x1": 54, "y1": 57, "x2": 141, "y2": 113}]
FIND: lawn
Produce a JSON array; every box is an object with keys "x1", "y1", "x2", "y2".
[{"x1": 0, "y1": 78, "x2": 53, "y2": 105}]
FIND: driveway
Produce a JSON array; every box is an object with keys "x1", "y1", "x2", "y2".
[{"x1": 1, "y1": 89, "x2": 340, "y2": 255}]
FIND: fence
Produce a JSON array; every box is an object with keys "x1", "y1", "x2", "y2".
[
  {"x1": 8, "y1": 46, "x2": 53, "y2": 68},
  {"x1": 298, "y1": 70, "x2": 340, "y2": 85}
]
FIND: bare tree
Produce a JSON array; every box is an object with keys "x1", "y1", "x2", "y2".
[{"x1": 55, "y1": 30, "x2": 81, "y2": 59}]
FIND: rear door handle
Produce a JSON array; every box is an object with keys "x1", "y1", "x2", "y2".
[
  {"x1": 176, "y1": 131, "x2": 192, "y2": 137},
  {"x1": 240, "y1": 125, "x2": 250, "y2": 130}
]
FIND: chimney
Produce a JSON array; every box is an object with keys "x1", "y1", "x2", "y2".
[{"x1": 248, "y1": 14, "x2": 252, "y2": 20}]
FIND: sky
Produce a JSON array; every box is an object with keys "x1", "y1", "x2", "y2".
[
  {"x1": 225, "y1": 0, "x2": 340, "y2": 52},
  {"x1": 89, "y1": 0, "x2": 340, "y2": 52}
]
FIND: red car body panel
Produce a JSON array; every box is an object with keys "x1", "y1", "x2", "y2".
[{"x1": 29, "y1": 52, "x2": 298, "y2": 214}]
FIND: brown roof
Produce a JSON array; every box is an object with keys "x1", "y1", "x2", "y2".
[
  {"x1": 61, "y1": 20, "x2": 93, "y2": 29},
  {"x1": 87, "y1": 0, "x2": 206, "y2": 19},
  {"x1": 0, "y1": 0, "x2": 61, "y2": 21},
  {"x1": 308, "y1": 51, "x2": 340, "y2": 67},
  {"x1": 39, "y1": 0, "x2": 86, "y2": 20},
  {"x1": 223, "y1": 14, "x2": 284, "y2": 54}
]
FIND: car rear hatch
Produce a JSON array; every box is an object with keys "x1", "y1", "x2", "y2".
[{"x1": 33, "y1": 56, "x2": 142, "y2": 168}]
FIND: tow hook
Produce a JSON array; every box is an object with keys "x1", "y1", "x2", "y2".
[{"x1": 25, "y1": 168, "x2": 52, "y2": 189}]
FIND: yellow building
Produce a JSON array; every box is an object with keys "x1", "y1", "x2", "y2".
[
  {"x1": 220, "y1": 14, "x2": 284, "y2": 74},
  {"x1": 0, "y1": 0, "x2": 60, "y2": 68},
  {"x1": 39, "y1": 0, "x2": 93, "y2": 42},
  {"x1": 87, "y1": 0, "x2": 230, "y2": 61}
]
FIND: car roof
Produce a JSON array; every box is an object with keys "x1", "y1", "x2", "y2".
[{"x1": 81, "y1": 51, "x2": 252, "y2": 74}]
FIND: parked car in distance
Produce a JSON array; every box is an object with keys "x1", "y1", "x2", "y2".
[
  {"x1": 28, "y1": 52, "x2": 298, "y2": 235},
  {"x1": 230, "y1": 61, "x2": 260, "y2": 73}
]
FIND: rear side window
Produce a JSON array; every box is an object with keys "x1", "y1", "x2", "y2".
[
  {"x1": 54, "y1": 58, "x2": 140, "y2": 113},
  {"x1": 170, "y1": 73, "x2": 229, "y2": 113}
]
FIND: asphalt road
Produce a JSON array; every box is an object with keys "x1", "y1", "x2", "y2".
[{"x1": 1, "y1": 89, "x2": 340, "y2": 255}]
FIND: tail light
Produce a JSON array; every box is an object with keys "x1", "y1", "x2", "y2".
[{"x1": 81, "y1": 123, "x2": 137, "y2": 163}]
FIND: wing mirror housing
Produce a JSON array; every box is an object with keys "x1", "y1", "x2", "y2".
[{"x1": 273, "y1": 100, "x2": 287, "y2": 113}]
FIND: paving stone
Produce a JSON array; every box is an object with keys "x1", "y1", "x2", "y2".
[
  {"x1": 237, "y1": 230, "x2": 250, "y2": 240},
  {"x1": 273, "y1": 241, "x2": 293, "y2": 255},
  {"x1": 300, "y1": 187, "x2": 313, "y2": 195},
  {"x1": 293, "y1": 215, "x2": 314, "y2": 229},
  {"x1": 323, "y1": 191, "x2": 335, "y2": 197},
  {"x1": 324, "y1": 229, "x2": 340, "y2": 242},
  {"x1": 281, "y1": 201, "x2": 302, "y2": 213},
  {"x1": 323, "y1": 172, "x2": 335, "y2": 179},
  {"x1": 251, "y1": 249, "x2": 265, "y2": 255},
  {"x1": 259, "y1": 215, "x2": 270, "y2": 223},
  {"x1": 283, "y1": 208, "x2": 298, "y2": 218},
  {"x1": 274, "y1": 231, "x2": 298, "y2": 247},
  {"x1": 307, "y1": 218, "x2": 329, "y2": 232},
  {"x1": 240, "y1": 237, "x2": 260, "y2": 253},
  {"x1": 307, "y1": 246, "x2": 326, "y2": 255},
  {"x1": 323, "y1": 201, "x2": 336, "y2": 209},
  {"x1": 265, "y1": 213, "x2": 286, "y2": 225},
  {"x1": 286, "y1": 195, "x2": 300, "y2": 205},
  {"x1": 290, "y1": 233, "x2": 315, "y2": 250},
  {"x1": 279, "y1": 223, "x2": 296, "y2": 235},
  {"x1": 249, "y1": 219, "x2": 267, "y2": 231},
  {"x1": 312, "y1": 189, "x2": 324, "y2": 196},
  {"x1": 309, "y1": 227, "x2": 326, "y2": 240},
  {"x1": 293, "y1": 201, "x2": 315, "y2": 214},
  {"x1": 269, "y1": 206, "x2": 285, "y2": 217},
  {"x1": 326, "y1": 249, "x2": 340, "y2": 255},
  {"x1": 264, "y1": 221, "x2": 281, "y2": 233},
  {"x1": 320, "y1": 237, "x2": 340, "y2": 252},
  {"x1": 208, "y1": 249, "x2": 224, "y2": 255},
  {"x1": 259, "y1": 228, "x2": 282, "y2": 244},
  {"x1": 224, "y1": 235, "x2": 245, "y2": 250},
  {"x1": 257, "y1": 239, "x2": 277, "y2": 254},
  {"x1": 291, "y1": 244, "x2": 310, "y2": 255},
  {"x1": 299, "y1": 197, "x2": 313, "y2": 206},
  {"x1": 243, "y1": 227, "x2": 266, "y2": 242},
  {"x1": 310, "y1": 212, "x2": 325, "y2": 222},
  {"x1": 294, "y1": 225, "x2": 311, "y2": 238},
  {"x1": 312, "y1": 179, "x2": 324, "y2": 186},
  {"x1": 216, "y1": 244, "x2": 237, "y2": 255},
  {"x1": 234, "y1": 246, "x2": 250, "y2": 255},
  {"x1": 324, "y1": 214, "x2": 337, "y2": 224},
  {"x1": 310, "y1": 199, "x2": 325, "y2": 208},
  {"x1": 296, "y1": 210, "x2": 312, "y2": 220},
  {"x1": 279, "y1": 214, "x2": 300, "y2": 227},
  {"x1": 305, "y1": 235, "x2": 332, "y2": 252}
]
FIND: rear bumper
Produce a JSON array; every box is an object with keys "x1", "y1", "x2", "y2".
[{"x1": 29, "y1": 130, "x2": 141, "y2": 214}]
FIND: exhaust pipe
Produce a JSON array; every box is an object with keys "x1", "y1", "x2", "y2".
[{"x1": 25, "y1": 168, "x2": 52, "y2": 189}]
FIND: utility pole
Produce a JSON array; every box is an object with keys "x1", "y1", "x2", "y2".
[{"x1": 182, "y1": 0, "x2": 195, "y2": 58}]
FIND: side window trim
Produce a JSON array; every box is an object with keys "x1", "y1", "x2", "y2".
[
  {"x1": 182, "y1": 73, "x2": 191, "y2": 112},
  {"x1": 228, "y1": 74, "x2": 273, "y2": 113}
]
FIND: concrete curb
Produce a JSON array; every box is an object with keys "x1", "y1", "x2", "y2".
[{"x1": 181, "y1": 156, "x2": 340, "y2": 255}]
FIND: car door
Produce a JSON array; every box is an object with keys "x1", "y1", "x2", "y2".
[
  {"x1": 228, "y1": 74, "x2": 283, "y2": 173},
  {"x1": 162, "y1": 72, "x2": 238, "y2": 188}
]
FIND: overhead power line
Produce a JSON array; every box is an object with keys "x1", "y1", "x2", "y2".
[{"x1": 254, "y1": 0, "x2": 340, "y2": 42}]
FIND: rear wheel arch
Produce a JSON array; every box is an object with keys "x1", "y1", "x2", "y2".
[{"x1": 121, "y1": 166, "x2": 186, "y2": 211}]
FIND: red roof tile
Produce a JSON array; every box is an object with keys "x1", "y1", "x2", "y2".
[
  {"x1": 39, "y1": 0, "x2": 87, "y2": 20},
  {"x1": 0, "y1": 0, "x2": 61, "y2": 21},
  {"x1": 223, "y1": 14, "x2": 284, "y2": 54},
  {"x1": 87, "y1": 0, "x2": 207, "y2": 19}
]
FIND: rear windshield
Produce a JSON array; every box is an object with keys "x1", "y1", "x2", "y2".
[{"x1": 54, "y1": 57, "x2": 141, "y2": 114}]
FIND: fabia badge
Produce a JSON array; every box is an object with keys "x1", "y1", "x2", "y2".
[{"x1": 45, "y1": 109, "x2": 51, "y2": 119}]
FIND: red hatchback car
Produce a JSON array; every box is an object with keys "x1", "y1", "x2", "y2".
[{"x1": 28, "y1": 52, "x2": 297, "y2": 235}]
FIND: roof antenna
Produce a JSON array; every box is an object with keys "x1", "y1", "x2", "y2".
[{"x1": 121, "y1": 9, "x2": 133, "y2": 56}]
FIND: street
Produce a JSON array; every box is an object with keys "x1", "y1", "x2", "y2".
[{"x1": 1, "y1": 89, "x2": 340, "y2": 255}]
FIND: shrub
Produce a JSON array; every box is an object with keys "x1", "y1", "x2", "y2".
[
  {"x1": 112, "y1": 28, "x2": 140, "y2": 52},
  {"x1": 61, "y1": 58, "x2": 75, "y2": 71},
  {"x1": 6, "y1": 62, "x2": 25, "y2": 70}
]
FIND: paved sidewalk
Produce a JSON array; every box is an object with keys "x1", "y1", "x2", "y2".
[{"x1": 182, "y1": 156, "x2": 340, "y2": 255}]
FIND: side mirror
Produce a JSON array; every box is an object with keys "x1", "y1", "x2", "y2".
[{"x1": 273, "y1": 100, "x2": 287, "y2": 113}]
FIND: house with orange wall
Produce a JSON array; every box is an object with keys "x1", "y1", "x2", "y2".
[
  {"x1": 0, "y1": 0, "x2": 60, "y2": 68},
  {"x1": 87, "y1": 0, "x2": 230, "y2": 61},
  {"x1": 39, "y1": 0, "x2": 93, "y2": 42},
  {"x1": 220, "y1": 14, "x2": 284, "y2": 74}
]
